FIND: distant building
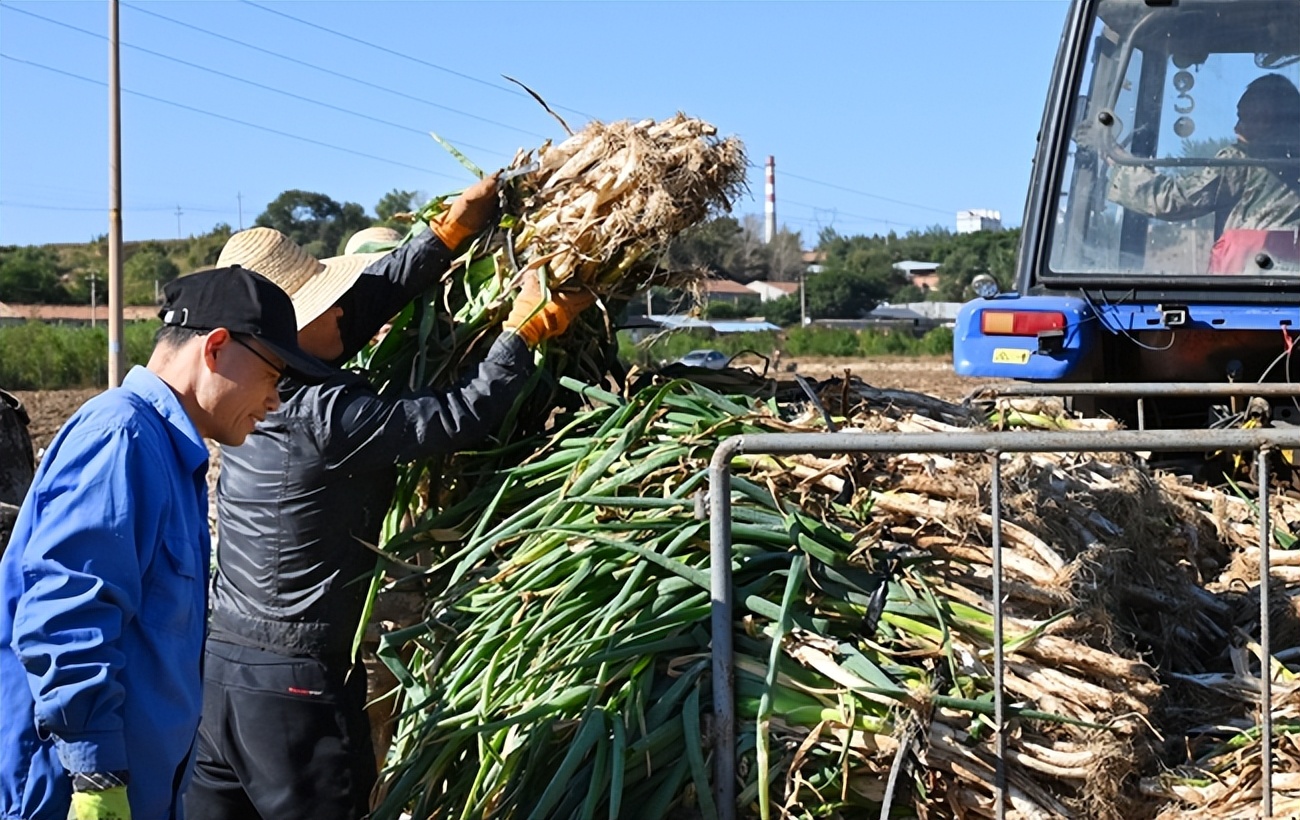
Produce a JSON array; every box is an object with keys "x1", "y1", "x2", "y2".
[
  {"x1": 860, "y1": 301, "x2": 963, "y2": 333},
  {"x1": 892, "y1": 260, "x2": 942, "y2": 292},
  {"x1": 746, "y1": 281, "x2": 801, "y2": 302},
  {"x1": 701, "y1": 279, "x2": 758, "y2": 305},
  {"x1": 957, "y1": 209, "x2": 1003, "y2": 234},
  {"x1": 801, "y1": 250, "x2": 826, "y2": 275},
  {"x1": 0, "y1": 302, "x2": 157, "y2": 327}
]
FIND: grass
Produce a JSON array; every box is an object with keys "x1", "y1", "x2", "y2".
[{"x1": 0, "y1": 321, "x2": 158, "y2": 390}]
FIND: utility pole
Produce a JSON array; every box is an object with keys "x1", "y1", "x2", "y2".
[
  {"x1": 107, "y1": 0, "x2": 125, "y2": 387},
  {"x1": 89, "y1": 273, "x2": 98, "y2": 329},
  {"x1": 175, "y1": 204, "x2": 184, "y2": 239},
  {"x1": 237, "y1": 192, "x2": 244, "y2": 229},
  {"x1": 799, "y1": 270, "x2": 807, "y2": 326},
  {"x1": 764, "y1": 155, "x2": 776, "y2": 244}
]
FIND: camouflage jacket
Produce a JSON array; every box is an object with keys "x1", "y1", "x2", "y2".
[{"x1": 1108, "y1": 144, "x2": 1300, "y2": 231}]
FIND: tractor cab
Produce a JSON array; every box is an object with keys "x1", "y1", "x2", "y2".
[{"x1": 956, "y1": 0, "x2": 1300, "y2": 428}]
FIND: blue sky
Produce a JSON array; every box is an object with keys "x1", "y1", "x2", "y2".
[{"x1": 0, "y1": 0, "x2": 1069, "y2": 248}]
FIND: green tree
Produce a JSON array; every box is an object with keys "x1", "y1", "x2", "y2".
[
  {"x1": 184, "y1": 223, "x2": 234, "y2": 271},
  {"x1": 376, "y1": 189, "x2": 421, "y2": 224},
  {"x1": 0, "y1": 246, "x2": 69, "y2": 303},
  {"x1": 704, "y1": 296, "x2": 761, "y2": 319},
  {"x1": 761, "y1": 294, "x2": 802, "y2": 326},
  {"x1": 255, "y1": 190, "x2": 372, "y2": 259},
  {"x1": 805, "y1": 270, "x2": 890, "y2": 318},
  {"x1": 665, "y1": 216, "x2": 804, "y2": 283},
  {"x1": 124, "y1": 243, "x2": 180, "y2": 305}
]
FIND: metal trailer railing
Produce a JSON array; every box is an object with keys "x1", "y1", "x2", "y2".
[{"x1": 708, "y1": 426, "x2": 1300, "y2": 820}]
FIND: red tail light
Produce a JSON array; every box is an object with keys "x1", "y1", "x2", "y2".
[{"x1": 980, "y1": 310, "x2": 1066, "y2": 336}]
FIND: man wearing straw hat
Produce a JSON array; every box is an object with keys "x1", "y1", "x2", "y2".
[
  {"x1": 185, "y1": 176, "x2": 593, "y2": 820},
  {"x1": 1, "y1": 267, "x2": 329, "y2": 820}
]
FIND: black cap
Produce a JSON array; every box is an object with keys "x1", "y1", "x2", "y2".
[{"x1": 158, "y1": 266, "x2": 332, "y2": 382}]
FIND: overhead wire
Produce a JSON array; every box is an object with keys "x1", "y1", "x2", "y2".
[
  {"x1": 1, "y1": 4, "x2": 511, "y2": 158},
  {"x1": 1, "y1": 201, "x2": 233, "y2": 214},
  {"x1": 0, "y1": 54, "x2": 463, "y2": 181},
  {"x1": 238, "y1": 0, "x2": 597, "y2": 122},
  {"x1": 782, "y1": 170, "x2": 955, "y2": 216},
  {"x1": 118, "y1": 2, "x2": 552, "y2": 141},
  {"x1": 783, "y1": 198, "x2": 922, "y2": 231}
]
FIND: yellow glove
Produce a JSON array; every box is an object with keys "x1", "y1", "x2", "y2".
[
  {"x1": 429, "y1": 173, "x2": 500, "y2": 249},
  {"x1": 70, "y1": 786, "x2": 131, "y2": 820},
  {"x1": 503, "y1": 272, "x2": 595, "y2": 347}
]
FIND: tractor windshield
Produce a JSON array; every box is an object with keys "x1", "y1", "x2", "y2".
[{"x1": 1047, "y1": 0, "x2": 1300, "y2": 280}]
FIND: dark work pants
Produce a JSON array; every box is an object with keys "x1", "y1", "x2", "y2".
[{"x1": 184, "y1": 640, "x2": 377, "y2": 820}]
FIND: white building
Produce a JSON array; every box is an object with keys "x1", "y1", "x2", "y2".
[
  {"x1": 746, "y1": 281, "x2": 801, "y2": 302},
  {"x1": 956, "y1": 209, "x2": 1003, "y2": 234}
]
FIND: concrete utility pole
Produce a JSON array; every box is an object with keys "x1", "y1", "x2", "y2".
[
  {"x1": 764, "y1": 155, "x2": 776, "y2": 244},
  {"x1": 175, "y1": 204, "x2": 184, "y2": 239},
  {"x1": 237, "y1": 192, "x2": 244, "y2": 229},
  {"x1": 800, "y1": 271, "x2": 807, "y2": 326},
  {"x1": 107, "y1": 0, "x2": 125, "y2": 387},
  {"x1": 89, "y1": 274, "x2": 98, "y2": 329}
]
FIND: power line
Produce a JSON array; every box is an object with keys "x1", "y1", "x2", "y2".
[
  {"x1": 1, "y1": 201, "x2": 234, "y2": 214},
  {"x1": 238, "y1": 0, "x2": 596, "y2": 122},
  {"x1": 2, "y1": 4, "x2": 507, "y2": 157},
  {"x1": 782, "y1": 170, "x2": 954, "y2": 216},
  {"x1": 0, "y1": 53, "x2": 463, "y2": 180},
  {"x1": 783, "y1": 198, "x2": 923, "y2": 231},
  {"x1": 119, "y1": 2, "x2": 553, "y2": 141}
]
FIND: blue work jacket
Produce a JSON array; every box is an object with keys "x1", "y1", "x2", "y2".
[{"x1": 0, "y1": 367, "x2": 210, "y2": 820}]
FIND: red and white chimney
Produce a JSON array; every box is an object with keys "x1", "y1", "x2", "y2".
[{"x1": 764, "y1": 155, "x2": 776, "y2": 244}]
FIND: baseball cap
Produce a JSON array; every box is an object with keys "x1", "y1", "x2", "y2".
[{"x1": 158, "y1": 265, "x2": 333, "y2": 382}]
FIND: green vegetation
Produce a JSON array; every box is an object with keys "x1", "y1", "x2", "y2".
[
  {"x1": 663, "y1": 216, "x2": 1020, "y2": 315},
  {"x1": 0, "y1": 321, "x2": 158, "y2": 390},
  {"x1": 0, "y1": 187, "x2": 412, "y2": 306}
]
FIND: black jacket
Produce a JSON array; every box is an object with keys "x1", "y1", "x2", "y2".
[{"x1": 210, "y1": 231, "x2": 533, "y2": 659}]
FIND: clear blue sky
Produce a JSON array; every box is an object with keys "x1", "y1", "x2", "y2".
[{"x1": 0, "y1": 0, "x2": 1069, "y2": 249}]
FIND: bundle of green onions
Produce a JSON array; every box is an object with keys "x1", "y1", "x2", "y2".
[{"x1": 368, "y1": 378, "x2": 1166, "y2": 819}]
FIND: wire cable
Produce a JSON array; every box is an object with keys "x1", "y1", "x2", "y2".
[
  {"x1": 1, "y1": 4, "x2": 508, "y2": 157},
  {"x1": 1, "y1": 201, "x2": 232, "y2": 214},
  {"x1": 784, "y1": 198, "x2": 922, "y2": 231},
  {"x1": 238, "y1": 0, "x2": 596, "y2": 122},
  {"x1": 782, "y1": 170, "x2": 955, "y2": 216},
  {"x1": 0, "y1": 53, "x2": 466, "y2": 180},
  {"x1": 118, "y1": 2, "x2": 552, "y2": 141}
]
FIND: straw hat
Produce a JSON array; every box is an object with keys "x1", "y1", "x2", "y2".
[
  {"x1": 217, "y1": 227, "x2": 383, "y2": 329},
  {"x1": 343, "y1": 226, "x2": 403, "y2": 256}
]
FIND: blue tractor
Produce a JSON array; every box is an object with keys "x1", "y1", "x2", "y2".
[{"x1": 955, "y1": 0, "x2": 1300, "y2": 431}]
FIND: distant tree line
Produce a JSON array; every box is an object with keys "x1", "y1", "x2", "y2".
[
  {"x1": 0, "y1": 186, "x2": 423, "y2": 305},
  {"x1": 662, "y1": 215, "x2": 1020, "y2": 322},
  {"x1": 2, "y1": 187, "x2": 1017, "y2": 324}
]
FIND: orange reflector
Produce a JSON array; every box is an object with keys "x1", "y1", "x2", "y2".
[{"x1": 980, "y1": 310, "x2": 1066, "y2": 336}]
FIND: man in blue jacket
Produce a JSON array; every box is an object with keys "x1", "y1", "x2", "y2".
[{"x1": 0, "y1": 267, "x2": 329, "y2": 820}]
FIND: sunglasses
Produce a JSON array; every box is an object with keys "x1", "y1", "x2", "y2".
[{"x1": 230, "y1": 334, "x2": 286, "y2": 378}]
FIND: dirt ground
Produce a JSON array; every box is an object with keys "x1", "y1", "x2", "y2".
[{"x1": 13, "y1": 357, "x2": 991, "y2": 454}]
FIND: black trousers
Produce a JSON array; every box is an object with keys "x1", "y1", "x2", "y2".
[{"x1": 184, "y1": 640, "x2": 377, "y2": 820}]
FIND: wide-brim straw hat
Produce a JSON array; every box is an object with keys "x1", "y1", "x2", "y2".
[
  {"x1": 344, "y1": 226, "x2": 403, "y2": 256},
  {"x1": 218, "y1": 227, "x2": 384, "y2": 330}
]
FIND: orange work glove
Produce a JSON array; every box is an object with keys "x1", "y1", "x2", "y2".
[
  {"x1": 429, "y1": 173, "x2": 500, "y2": 249},
  {"x1": 503, "y1": 272, "x2": 595, "y2": 347}
]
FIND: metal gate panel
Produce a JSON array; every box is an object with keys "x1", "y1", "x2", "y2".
[{"x1": 708, "y1": 427, "x2": 1300, "y2": 819}]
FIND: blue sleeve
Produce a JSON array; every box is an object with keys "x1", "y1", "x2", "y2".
[{"x1": 10, "y1": 422, "x2": 162, "y2": 774}]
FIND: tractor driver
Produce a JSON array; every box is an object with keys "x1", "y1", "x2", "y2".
[{"x1": 1107, "y1": 73, "x2": 1300, "y2": 273}]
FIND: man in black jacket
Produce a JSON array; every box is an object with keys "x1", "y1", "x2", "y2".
[{"x1": 185, "y1": 177, "x2": 592, "y2": 820}]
